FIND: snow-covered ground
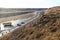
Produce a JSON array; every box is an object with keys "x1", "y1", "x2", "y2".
[{"x1": 0, "y1": 18, "x2": 30, "y2": 30}]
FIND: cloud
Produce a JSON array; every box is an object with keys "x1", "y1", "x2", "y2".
[{"x1": 0, "y1": 0, "x2": 59, "y2": 8}]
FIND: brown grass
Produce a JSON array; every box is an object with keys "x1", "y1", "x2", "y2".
[
  {"x1": 0, "y1": 6, "x2": 60, "y2": 40},
  {"x1": 0, "y1": 13, "x2": 34, "y2": 23}
]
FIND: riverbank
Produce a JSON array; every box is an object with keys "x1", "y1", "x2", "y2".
[{"x1": 0, "y1": 13, "x2": 34, "y2": 23}]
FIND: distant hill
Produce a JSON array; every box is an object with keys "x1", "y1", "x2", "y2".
[{"x1": 0, "y1": 8, "x2": 47, "y2": 13}]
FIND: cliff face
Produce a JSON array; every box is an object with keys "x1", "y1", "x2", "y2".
[{"x1": 0, "y1": 6, "x2": 60, "y2": 40}]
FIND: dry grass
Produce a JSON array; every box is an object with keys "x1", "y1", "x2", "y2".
[
  {"x1": 0, "y1": 6, "x2": 60, "y2": 40},
  {"x1": 0, "y1": 13, "x2": 34, "y2": 23}
]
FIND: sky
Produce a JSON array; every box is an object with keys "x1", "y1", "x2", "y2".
[{"x1": 0, "y1": 0, "x2": 60, "y2": 8}]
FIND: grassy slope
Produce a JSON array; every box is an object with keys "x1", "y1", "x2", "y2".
[{"x1": 0, "y1": 6, "x2": 60, "y2": 40}]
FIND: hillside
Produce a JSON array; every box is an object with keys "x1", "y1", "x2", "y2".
[
  {"x1": 44, "y1": 6, "x2": 60, "y2": 14},
  {"x1": 0, "y1": 6, "x2": 60, "y2": 40},
  {"x1": 18, "y1": 6, "x2": 60, "y2": 40},
  {"x1": 14, "y1": 6, "x2": 60, "y2": 40}
]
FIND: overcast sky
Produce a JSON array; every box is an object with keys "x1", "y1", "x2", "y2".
[{"x1": 0, "y1": 0, "x2": 60, "y2": 8}]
